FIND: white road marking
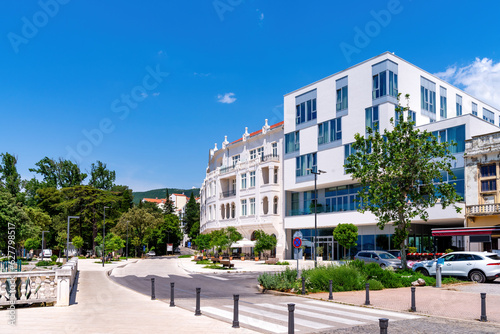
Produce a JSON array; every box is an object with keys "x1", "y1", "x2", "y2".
[
  {"x1": 205, "y1": 275, "x2": 229, "y2": 281},
  {"x1": 306, "y1": 300, "x2": 420, "y2": 319},
  {"x1": 224, "y1": 304, "x2": 331, "y2": 330},
  {"x1": 202, "y1": 306, "x2": 291, "y2": 333},
  {"x1": 259, "y1": 303, "x2": 365, "y2": 326},
  {"x1": 289, "y1": 303, "x2": 385, "y2": 322}
]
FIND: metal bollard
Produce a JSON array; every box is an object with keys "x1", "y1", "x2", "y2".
[
  {"x1": 195, "y1": 287, "x2": 202, "y2": 316},
  {"x1": 170, "y1": 282, "x2": 175, "y2": 307},
  {"x1": 329, "y1": 280, "x2": 333, "y2": 300},
  {"x1": 232, "y1": 294, "x2": 240, "y2": 328},
  {"x1": 151, "y1": 278, "x2": 155, "y2": 300},
  {"x1": 480, "y1": 293, "x2": 487, "y2": 322},
  {"x1": 379, "y1": 318, "x2": 389, "y2": 334},
  {"x1": 288, "y1": 303, "x2": 295, "y2": 334},
  {"x1": 410, "y1": 286, "x2": 416, "y2": 312},
  {"x1": 301, "y1": 276, "x2": 306, "y2": 295},
  {"x1": 365, "y1": 282, "x2": 370, "y2": 305}
]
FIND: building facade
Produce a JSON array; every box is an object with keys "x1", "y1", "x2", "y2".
[
  {"x1": 465, "y1": 131, "x2": 500, "y2": 252},
  {"x1": 200, "y1": 120, "x2": 285, "y2": 259},
  {"x1": 283, "y1": 52, "x2": 500, "y2": 260}
]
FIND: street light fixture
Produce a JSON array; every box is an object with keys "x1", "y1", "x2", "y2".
[
  {"x1": 67, "y1": 216, "x2": 80, "y2": 262},
  {"x1": 307, "y1": 168, "x2": 326, "y2": 268},
  {"x1": 41, "y1": 231, "x2": 49, "y2": 261},
  {"x1": 102, "y1": 206, "x2": 109, "y2": 267}
]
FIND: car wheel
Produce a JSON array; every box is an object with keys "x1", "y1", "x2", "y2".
[
  {"x1": 380, "y1": 263, "x2": 386, "y2": 269},
  {"x1": 416, "y1": 268, "x2": 429, "y2": 276},
  {"x1": 469, "y1": 270, "x2": 486, "y2": 283}
]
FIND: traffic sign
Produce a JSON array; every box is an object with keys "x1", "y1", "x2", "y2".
[{"x1": 293, "y1": 237, "x2": 302, "y2": 248}]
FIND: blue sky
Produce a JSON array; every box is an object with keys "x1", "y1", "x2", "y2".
[{"x1": 2, "y1": 0, "x2": 500, "y2": 191}]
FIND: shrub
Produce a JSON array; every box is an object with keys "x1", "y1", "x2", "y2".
[
  {"x1": 367, "y1": 279, "x2": 384, "y2": 290},
  {"x1": 258, "y1": 267, "x2": 297, "y2": 291},
  {"x1": 178, "y1": 254, "x2": 192, "y2": 258},
  {"x1": 408, "y1": 247, "x2": 417, "y2": 253},
  {"x1": 36, "y1": 260, "x2": 54, "y2": 267},
  {"x1": 302, "y1": 265, "x2": 366, "y2": 292},
  {"x1": 445, "y1": 248, "x2": 454, "y2": 254},
  {"x1": 51, "y1": 255, "x2": 58, "y2": 262},
  {"x1": 276, "y1": 261, "x2": 290, "y2": 265}
]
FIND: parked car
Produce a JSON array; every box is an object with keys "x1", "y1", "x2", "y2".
[
  {"x1": 386, "y1": 250, "x2": 402, "y2": 259},
  {"x1": 354, "y1": 250, "x2": 402, "y2": 269},
  {"x1": 174, "y1": 247, "x2": 180, "y2": 254},
  {"x1": 39, "y1": 249, "x2": 52, "y2": 258},
  {"x1": 146, "y1": 250, "x2": 156, "y2": 257},
  {"x1": 412, "y1": 251, "x2": 500, "y2": 283}
]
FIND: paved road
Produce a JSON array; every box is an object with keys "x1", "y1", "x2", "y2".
[{"x1": 110, "y1": 257, "x2": 418, "y2": 333}]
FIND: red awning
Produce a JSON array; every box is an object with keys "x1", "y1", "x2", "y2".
[{"x1": 432, "y1": 227, "x2": 500, "y2": 237}]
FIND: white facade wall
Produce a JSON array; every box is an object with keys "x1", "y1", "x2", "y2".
[{"x1": 200, "y1": 120, "x2": 286, "y2": 259}]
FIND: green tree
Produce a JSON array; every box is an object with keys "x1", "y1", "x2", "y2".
[
  {"x1": 344, "y1": 94, "x2": 462, "y2": 269},
  {"x1": 152, "y1": 214, "x2": 183, "y2": 254},
  {"x1": 29, "y1": 157, "x2": 87, "y2": 188},
  {"x1": 88, "y1": 161, "x2": 116, "y2": 190},
  {"x1": 95, "y1": 232, "x2": 125, "y2": 254},
  {"x1": 163, "y1": 189, "x2": 175, "y2": 215},
  {"x1": 333, "y1": 223, "x2": 358, "y2": 259},
  {"x1": 0, "y1": 188, "x2": 32, "y2": 252},
  {"x1": 0, "y1": 152, "x2": 21, "y2": 198},
  {"x1": 72, "y1": 235, "x2": 84, "y2": 255},
  {"x1": 24, "y1": 237, "x2": 41, "y2": 251},
  {"x1": 183, "y1": 195, "x2": 200, "y2": 241},
  {"x1": 253, "y1": 230, "x2": 277, "y2": 258},
  {"x1": 193, "y1": 233, "x2": 211, "y2": 253},
  {"x1": 131, "y1": 236, "x2": 141, "y2": 257}
]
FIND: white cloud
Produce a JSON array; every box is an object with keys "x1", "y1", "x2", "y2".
[
  {"x1": 259, "y1": 12, "x2": 264, "y2": 21},
  {"x1": 141, "y1": 92, "x2": 148, "y2": 98},
  {"x1": 152, "y1": 92, "x2": 160, "y2": 97},
  {"x1": 217, "y1": 92, "x2": 237, "y2": 104},
  {"x1": 435, "y1": 58, "x2": 500, "y2": 109}
]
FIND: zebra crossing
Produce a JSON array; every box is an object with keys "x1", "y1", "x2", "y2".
[{"x1": 200, "y1": 299, "x2": 419, "y2": 333}]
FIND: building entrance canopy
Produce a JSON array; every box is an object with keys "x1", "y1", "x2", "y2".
[
  {"x1": 432, "y1": 226, "x2": 500, "y2": 237},
  {"x1": 231, "y1": 238, "x2": 256, "y2": 248}
]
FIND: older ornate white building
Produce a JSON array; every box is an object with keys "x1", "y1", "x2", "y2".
[{"x1": 200, "y1": 119, "x2": 285, "y2": 259}]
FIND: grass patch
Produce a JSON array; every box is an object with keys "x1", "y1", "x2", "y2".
[
  {"x1": 203, "y1": 264, "x2": 227, "y2": 269},
  {"x1": 178, "y1": 254, "x2": 192, "y2": 258},
  {"x1": 94, "y1": 261, "x2": 112, "y2": 264},
  {"x1": 196, "y1": 259, "x2": 213, "y2": 265},
  {"x1": 36, "y1": 260, "x2": 63, "y2": 267},
  {"x1": 275, "y1": 261, "x2": 290, "y2": 265}
]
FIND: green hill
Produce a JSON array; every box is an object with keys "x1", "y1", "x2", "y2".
[{"x1": 133, "y1": 188, "x2": 200, "y2": 204}]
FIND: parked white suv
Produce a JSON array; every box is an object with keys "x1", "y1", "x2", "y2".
[
  {"x1": 39, "y1": 249, "x2": 53, "y2": 258},
  {"x1": 412, "y1": 251, "x2": 500, "y2": 283}
]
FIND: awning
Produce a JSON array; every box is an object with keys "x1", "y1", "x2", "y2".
[
  {"x1": 432, "y1": 226, "x2": 500, "y2": 237},
  {"x1": 231, "y1": 238, "x2": 255, "y2": 248}
]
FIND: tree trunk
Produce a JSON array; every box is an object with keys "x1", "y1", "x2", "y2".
[{"x1": 398, "y1": 213, "x2": 407, "y2": 270}]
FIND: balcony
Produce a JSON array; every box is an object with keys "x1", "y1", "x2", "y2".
[
  {"x1": 219, "y1": 165, "x2": 235, "y2": 175},
  {"x1": 220, "y1": 190, "x2": 236, "y2": 199},
  {"x1": 466, "y1": 204, "x2": 500, "y2": 216},
  {"x1": 261, "y1": 153, "x2": 279, "y2": 163}
]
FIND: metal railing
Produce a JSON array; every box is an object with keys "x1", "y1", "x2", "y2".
[
  {"x1": 220, "y1": 190, "x2": 236, "y2": 198},
  {"x1": 261, "y1": 154, "x2": 279, "y2": 163},
  {"x1": 466, "y1": 203, "x2": 500, "y2": 215},
  {"x1": 219, "y1": 165, "x2": 235, "y2": 175}
]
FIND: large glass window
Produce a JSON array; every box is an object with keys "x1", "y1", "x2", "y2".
[
  {"x1": 241, "y1": 173, "x2": 247, "y2": 189},
  {"x1": 325, "y1": 184, "x2": 362, "y2": 212},
  {"x1": 372, "y1": 71, "x2": 387, "y2": 99},
  {"x1": 440, "y1": 87, "x2": 447, "y2": 118},
  {"x1": 483, "y1": 108, "x2": 495, "y2": 124},
  {"x1": 285, "y1": 131, "x2": 300, "y2": 154},
  {"x1": 481, "y1": 164, "x2": 496, "y2": 177},
  {"x1": 291, "y1": 192, "x2": 299, "y2": 215},
  {"x1": 395, "y1": 108, "x2": 416, "y2": 126},
  {"x1": 472, "y1": 102, "x2": 478, "y2": 116},
  {"x1": 250, "y1": 171, "x2": 256, "y2": 187},
  {"x1": 389, "y1": 71, "x2": 398, "y2": 97},
  {"x1": 344, "y1": 143, "x2": 356, "y2": 168},
  {"x1": 318, "y1": 117, "x2": 342, "y2": 145},
  {"x1": 432, "y1": 125, "x2": 466, "y2": 154},
  {"x1": 296, "y1": 153, "x2": 317, "y2": 177},
  {"x1": 456, "y1": 95, "x2": 462, "y2": 116},
  {"x1": 241, "y1": 199, "x2": 247, "y2": 216},
  {"x1": 250, "y1": 198, "x2": 255, "y2": 215},
  {"x1": 336, "y1": 85, "x2": 348, "y2": 111},
  {"x1": 365, "y1": 106, "x2": 379, "y2": 133},
  {"x1": 481, "y1": 180, "x2": 497, "y2": 192},
  {"x1": 303, "y1": 191, "x2": 315, "y2": 214},
  {"x1": 232, "y1": 155, "x2": 240, "y2": 165},
  {"x1": 250, "y1": 149, "x2": 256, "y2": 160},
  {"x1": 421, "y1": 77, "x2": 436, "y2": 113},
  {"x1": 272, "y1": 142, "x2": 277, "y2": 156},
  {"x1": 296, "y1": 98, "x2": 317, "y2": 124}
]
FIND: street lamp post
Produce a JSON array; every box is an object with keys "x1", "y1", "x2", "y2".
[
  {"x1": 67, "y1": 216, "x2": 80, "y2": 262},
  {"x1": 126, "y1": 221, "x2": 129, "y2": 261},
  {"x1": 307, "y1": 168, "x2": 326, "y2": 268},
  {"x1": 102, "y1": 206, "x2": 109, "y2": 267},
  {"x1": 41, "y1": 231, "x2": 49, "y2": 261}
]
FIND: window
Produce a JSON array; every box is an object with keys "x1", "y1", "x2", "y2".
[
  {"x1": 483, "y1": 108, "x2": 495, "y2": 124},
  {"x1": 250, "y1": 149, "x2": 256, "y2": 160},
  {"x1": 318, "y1": 117, "x2": 342, "y2": 145},
  {"x1": 481, "y1": 180, "x2": 497, "y2": 192},
  {"x1": 273, "y1": 168, "x2": 278, "y2": 184},
  {"x1": 285, "y1": 131, "x2": 300, "y2": 154},
  {"x1": 336, "y1": 85, "x2": 348, "y2": 111},
  {"x1": 250, "y1": 171, "x2": 256, "y2": 187},
  {"x1": 272, "y1": 142, "x2": 277, "y2": 156},
  {"x1": 241, "y1": 199, "x2": 247, "y2": 216},
  {"x1": 325, "y1": 184, "x2": 362, "y2": 212},
  {"x1": 273, "y1": 197, "x2": 278, "y2": 214},
  {"x1": 421, "y1": 78, "x2": 436, "y2": 113},
  {"x1": 365, "y1": 106, "x2": 379, "y2": 133},
  {"x1": 456, "y1": 95, "x2": 462, "y2": 116},
  {"x1": 481, "y1": 164, "x2": 496, "y2": 177},
  {"x1": 472, "y1": 102, "x2": 478, "y2": 116},
  {"x1": 241, "y1": 173, "x2": 247, "y2": 189},
  {"x1": 372, "y1": 71, "x2": 386, "y2": 99},
  {"x1": 257, "y1": 147, "x2": 264, "y2": 158},
  {"x1": 296, "y1": 153, "x2": 317, "y2": 177},
  {"x1": 440, "y1": 87, "x2": 447, "y2": 118},
  {"x1": 344, "y1": 143, "x2": 356, "y2": 167},
  {"x1": 250, "y1": 198, "x2": 255, "y2": 215},
  {"x1": 395, "y1": 108, "x2": 416, "y2": 126},
  {"x1": 303, "y1": 191, "x2": 315, "y2": 214},
  {"x1": 389, "y1": 71, "x2": 398, "y2": 97},
  {"x1": 296, "y1": 98, "x2": 317, "y2": 124},
  {"x1": 290, "y1": 192, "x2": 299, "y2": 214},
  {"x1": 432, "y1": 125, "x2": 466, "y2": 154},
  {"x1": 438, "y1": 168, "x2": 465, "y2": 200},
  {"x1": 231, "y1": 203, "x2": 235, "y2": 218},
  {"x1": 232, "y1": 155, "x2": 240, "y2": 165}
]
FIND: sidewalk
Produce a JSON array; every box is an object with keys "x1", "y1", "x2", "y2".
[{"x1": 0, "y1": 259, "x2": 258, "y2": 334}]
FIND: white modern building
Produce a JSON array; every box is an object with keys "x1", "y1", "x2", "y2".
[
  {"x1": 200, "y1": 120, "x2": 285, "y2": 259},
  {"x1": 283, "y1": 52, "x2": 500, "y2": 260}
]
